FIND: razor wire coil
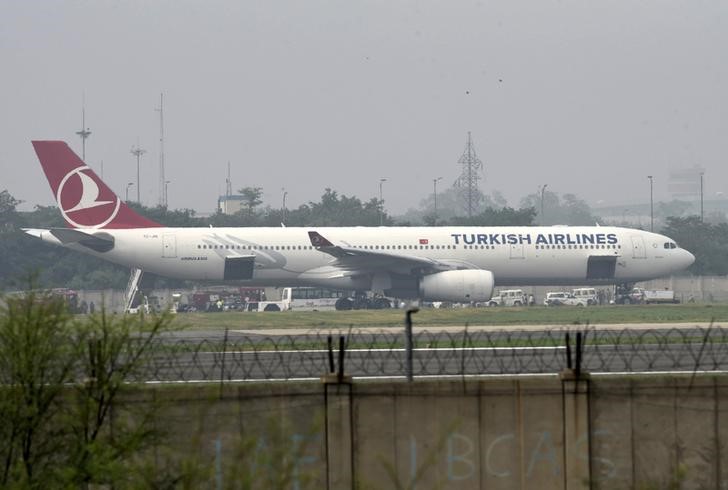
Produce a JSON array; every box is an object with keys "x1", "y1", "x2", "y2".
[{"x1": 122, "y1": 326, "x2": 728, "y2": 383}]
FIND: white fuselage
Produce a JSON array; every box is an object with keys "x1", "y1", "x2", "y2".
[{"x1": 34, "y1": 225, "x2": 694, "y2": 293}]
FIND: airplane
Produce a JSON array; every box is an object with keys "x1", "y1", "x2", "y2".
[{"x1": 24, "y1": 140, "x2": 694, "y2": 309}]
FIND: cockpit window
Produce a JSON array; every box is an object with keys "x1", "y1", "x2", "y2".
[
  {"x1": 664, "y1": 242, "x2": 670, "y2": 249},
  {"x1": 664, "y1": 242, "x2": 677, "y2": 249}
]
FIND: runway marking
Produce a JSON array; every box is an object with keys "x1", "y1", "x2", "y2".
[
  {"x1": 142, "y1": 370, "x2": 728, "y2": 385},
  {"x1": 230, "y1": 322, "x2": 721, "y2": 336},
  {"x1": 197, "y1": 346, "x2": 568, "y2": 355}
]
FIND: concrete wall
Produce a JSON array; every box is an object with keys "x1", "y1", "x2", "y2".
[
  {"x1": 130, "y1": 374, "x2": 728, "y2": 489},
  {"x1": 640, "y1": 275, "x2": 728, "y2": 302}
]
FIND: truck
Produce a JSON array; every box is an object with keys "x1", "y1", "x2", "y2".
[
  {"x1": 633, "y1": 287, "x2": 679, "y2": 304},
  {"x1": 614, "y1": 286, "x2": 679, "y2": 304}
]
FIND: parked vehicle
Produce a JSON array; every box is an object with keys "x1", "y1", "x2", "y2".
[
  {"x1": 488, "y1": 289, "x2": 527, "y2": 307},
  {"x1": 641, "y1": 289, "x2": 679, "y2": 304},
  {"x1": 613, "y1": 286, "x2": 679, "y2": 304},
  {"x1": 256, "y1": 287, "x2": 391, "y2": 311},
  {"x1": 616, "y1": 287, "x2": 679, "y2": 304},
  {"x1": 544, "y1": 291, "x2": 588, "y2": 307},
  {"x1": 571, "y1": 287, "x2": 598, "y2": 306}
]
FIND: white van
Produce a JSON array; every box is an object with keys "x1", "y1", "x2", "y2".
[
  {"x1": 544, "y1": 292, "x2": 585, "y2": 307},
  {"x1": 571, "y1": 288, "x2": 598, "y2": 306},
  {"x1": 488, "y1": 289, "x2": 526, "y2": 307}
]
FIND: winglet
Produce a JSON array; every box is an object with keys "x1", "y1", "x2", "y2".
[
  {"x1": 308, "y1": 231, "x2": 334, "y2": 247},
  {"x1": 31, "y1": 140, "x2": 162, "y2": 229}
]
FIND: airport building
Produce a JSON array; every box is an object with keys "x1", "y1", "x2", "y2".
[{"x1": 217, "y1": 195, "x2": 246, "y2": 215}]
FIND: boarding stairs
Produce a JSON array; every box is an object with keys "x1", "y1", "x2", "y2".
[{"x1": 124, "y1": 267, "x2": 144, "y2": 313}]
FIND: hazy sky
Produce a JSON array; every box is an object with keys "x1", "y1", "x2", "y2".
[{"x1": 1, "y1": 1, "x2": 726, "y2": 214}]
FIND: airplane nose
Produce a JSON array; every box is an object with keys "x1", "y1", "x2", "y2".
[{"x1": 682, "y1": 249, "x2": 695, "y2": 268}]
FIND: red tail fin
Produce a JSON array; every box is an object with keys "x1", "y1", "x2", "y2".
[{"x1": 32, "y1": 141, "x2": 162, "y2": 229}]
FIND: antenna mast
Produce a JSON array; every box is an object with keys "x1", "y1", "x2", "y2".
[
  {"x1": 156, "y1": 93, "x2": 166, "y2": 206},
  {"x1": 226, "y1": 162, "x2": 232, "y2": 197},
  {"x1": 454, "y1": 132, "x2": 484, "y2": 218}
]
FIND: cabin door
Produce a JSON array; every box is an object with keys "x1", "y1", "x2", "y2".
[
  {"x1": 630, "y1": 235, "x2": 646, "y2": 259},
  {"x1": 162, "y1": 234, "x2": 177, "y2": 258},
  {"x1": 509, "y1": 243, "x2": 525, "y2": 259}
]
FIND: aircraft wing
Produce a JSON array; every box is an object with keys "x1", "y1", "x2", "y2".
[{"x1": 307, "y1": 230, "x2": 463, "y2": 274}]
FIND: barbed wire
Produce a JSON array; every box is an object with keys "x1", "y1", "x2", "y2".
[{"x1": 132, "y1": 326, "x2": 728, "y2": 383}]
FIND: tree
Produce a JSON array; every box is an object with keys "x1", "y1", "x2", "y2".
[
  {"x1": 661, "y1": 216, "x2": 728, "y2": 275},
  {"x1": 0, "y1": 287, "x2": 75, "y2": 486},
  {"x1": 402, "y1": 188, "x2": 511, "y2": 225},
  {"x1": 449, "y1": 206, "x2": 536, "y2": 226},
  {"x1": 65, "y1": 309, "x2": 171, "y2": 486},
  {"x1": 302, "y1": 188, "x2": 388, "y2": 226},
  {"x1": 561, "y1": 193, "x2": 598, "y2": 225},
  {"x1": 238, "y1": 187, "x2": 263, "y2": 217},
  {"x1": 520, "y1": 190, "x2": 597, "y2": 226},
  {"x1": 0, "y1": 190, "x2": 21, "y2": 232},
  {"x1": 22, "y1": 205, "x2": 65, "y2": 228},
  {"x1": 126, "y1": 202, "x2": 200, "y2": 227},
  {"x1": 0, "y1": 287, "x2": 173, "y2": 487}
]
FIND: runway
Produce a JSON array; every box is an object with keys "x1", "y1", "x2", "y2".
[{"x1": 143, "y1": 322, "x2": 728, "y2": 383}]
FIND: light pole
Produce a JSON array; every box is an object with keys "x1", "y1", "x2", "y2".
[
  {"x1": 125, "y1": 182, "x2": 134, "y2": 202},
  {"x1": 75, "y1": 95, "x2": 91, "y2": 162},
  {"x1": 539, "y1": 184, "x2": 548, "y2": 225},
  {"x1": 647, "y1": 175, "x2": 654, "y2": 232},
  {"x1": 282, "y1": 188, "x2": 288, "y2": 225},
  {"x1": 379, "y1": 178, "x2": 387, "y2": 226},
  {"x1": 130, "y1": 144, "x2": 146, "y2": 203},
  {"x1": 433, "y1": 177, "x2": 443, "y2": 224},
  {"x1": 700, "y1": 172, "x2": 704, "y2": 222},
  {"x1": 164, "y1": 181, "x2": 171, "y2": 208}
]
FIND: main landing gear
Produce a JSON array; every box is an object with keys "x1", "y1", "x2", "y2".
[{"x1": 335, "y1": 292, "x2": 393, "y2": 310}]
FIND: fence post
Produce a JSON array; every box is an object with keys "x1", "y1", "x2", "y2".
[
  {"x1": 560, "y1": 331, "x2": 591, "y2": 490},
  {"x1": 327, "y1": 335, "x2": 335, "y2": 374},
  {"x1": 219, "y1": 328, "x2": 229, "y2": 399},
  {"x1": 322, "y1": 337, "x2": 353, "y2": 489},
  {"x1": 405, "y1": 308, "x2": 419, "y2": 382},
  {"x1": 324, "y1": 382, "x2": 353, "y2": 489}
]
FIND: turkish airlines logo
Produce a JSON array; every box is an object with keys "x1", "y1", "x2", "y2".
[{"x1": 56, "y1": 166, "x2": 120, "y2": 229}]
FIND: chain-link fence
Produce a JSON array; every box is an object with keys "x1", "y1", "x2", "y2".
[{"x1": 132, "y1": 325, "x2": 728, "y2": 383}]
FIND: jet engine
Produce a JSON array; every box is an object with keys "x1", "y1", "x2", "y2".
[{"x1": 419, "y1": 270, "x2": 495, "y2": 302}]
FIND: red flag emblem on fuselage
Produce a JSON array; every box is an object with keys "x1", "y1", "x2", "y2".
[{"x1": 419, "y1": 238, "x2": 429, "y2": 245}]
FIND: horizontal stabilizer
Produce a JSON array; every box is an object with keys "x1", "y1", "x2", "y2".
[{"x1": 49, "y1": 228, "x2": 115, "y2": 252}]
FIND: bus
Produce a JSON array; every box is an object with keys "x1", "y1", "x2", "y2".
[{"x1": 257, "y1": 287, "x2": 350, "y2": 312}]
